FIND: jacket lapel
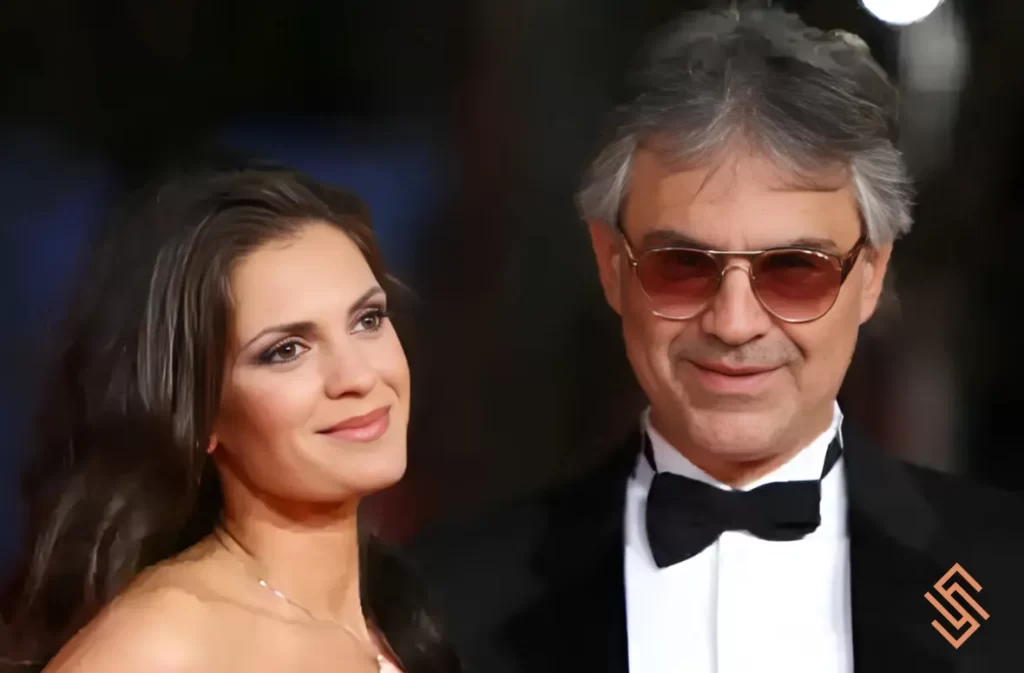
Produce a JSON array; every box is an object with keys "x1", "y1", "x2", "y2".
[
  {"x1": 506, "y1": 423, "x2": 979, "y2": 673},
  {"x1": 844, "y1": 425, "x2": 965, "y2": 673},
  {"x1": 498, "y1": 431, "x2": 637, "y2": 673},
  {"x1": 552, "y1": 424, "x2": 962, "y2": 673}
]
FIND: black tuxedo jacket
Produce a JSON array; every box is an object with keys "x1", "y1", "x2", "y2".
[{"x1": 404, "y1": 424, "x2": 1024, "y2": 673}]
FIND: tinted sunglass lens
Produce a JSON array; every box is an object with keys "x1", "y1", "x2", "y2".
[
  {"x1": 635, "y1": 249, "x2": 719, "y2": 318},
  {"x1": 753, "y1": 250, "x2": 841, "y2": 320}
]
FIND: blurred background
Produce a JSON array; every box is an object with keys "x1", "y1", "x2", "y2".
[{"x1": 1, "y1": 0, "x2": 1022, "y2": 572}]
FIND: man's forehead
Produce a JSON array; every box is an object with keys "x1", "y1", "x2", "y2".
[
  {"x1": 623, "y1": 147, "x2": 859, "y2": 246},
  {"x1": 631, "y1": 145, "x2": 850, "y2": 198},
  {"x1": 635, "y1": 228, "x2": 848, "y2": 254}
]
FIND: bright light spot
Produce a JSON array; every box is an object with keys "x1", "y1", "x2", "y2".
[{"x1": 861, "y1": 0, "x2": 945, "y2": 25}]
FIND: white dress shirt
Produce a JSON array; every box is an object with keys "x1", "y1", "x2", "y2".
[{"x1": 624, "y1": 402, "x2": 853, "y2": 673}]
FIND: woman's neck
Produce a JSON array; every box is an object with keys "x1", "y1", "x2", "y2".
[{"x1": 217, "y1": 492, "x2": 366, "y2": 632}]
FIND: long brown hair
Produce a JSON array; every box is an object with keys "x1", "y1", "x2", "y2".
[{"x1": 1, "y1": 166, "x2": 459, "y2": 673}]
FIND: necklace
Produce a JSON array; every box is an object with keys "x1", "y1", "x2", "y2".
[{"x1": 213, "y1": 525, "x2": 386, "y2": 672}]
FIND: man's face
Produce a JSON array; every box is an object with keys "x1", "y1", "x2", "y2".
[{"x1": 589, "y1": 147, "x2": 891, "y2": 477}]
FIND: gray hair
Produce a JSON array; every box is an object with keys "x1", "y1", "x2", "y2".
[{"x1": 576, "y1": 8, "x2": 914, "y2": 246}]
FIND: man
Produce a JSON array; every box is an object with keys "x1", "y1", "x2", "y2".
[{"x1": 405, "y1": 7, "x2": 1024, "y2": 673}]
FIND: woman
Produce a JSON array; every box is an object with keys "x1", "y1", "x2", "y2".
[{"x1": 0, "y1": 166, "x2": 460, "y2": 672}]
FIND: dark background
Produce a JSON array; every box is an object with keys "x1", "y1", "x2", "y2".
[{"x1": 2, "y1": 0, "x2": 1021, "y2": 569}]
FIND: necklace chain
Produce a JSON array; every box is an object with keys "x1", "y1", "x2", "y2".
[{"x1": 213, "y1": 525, "x2": 385, "y2": 671}]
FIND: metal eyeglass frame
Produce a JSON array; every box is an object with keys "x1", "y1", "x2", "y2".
[{"x1": 616, "y1": 223, "x2": 868, "y2": 323}]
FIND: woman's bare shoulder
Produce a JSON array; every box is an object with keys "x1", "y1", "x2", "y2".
[{"x1": 42, "y1": 567, "x2": 214, "y2": 673}]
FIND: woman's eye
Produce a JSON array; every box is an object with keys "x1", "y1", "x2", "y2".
[
  {"x1": 259, "y1": 340, "x2": 309, "y2": 364},
  {"x1": 354, "y1": 307, "x2": 389, "y2": 333}
]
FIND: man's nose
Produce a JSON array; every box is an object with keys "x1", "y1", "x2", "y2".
[{"x1": 698, "y1": 263, "x2": 774, "y2": 345}]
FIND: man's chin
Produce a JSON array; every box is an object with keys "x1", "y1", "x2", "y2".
[{"x1": 684, "y1": 407, "x2": 794, "y2": 459}]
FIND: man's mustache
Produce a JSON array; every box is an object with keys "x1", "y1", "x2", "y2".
[{"x1": 671, "y1": 338, "x2": 801, "y2": 368}]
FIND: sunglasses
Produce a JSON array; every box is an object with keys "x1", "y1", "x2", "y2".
[{"x1": 618, "y1": 226, "x2": 868, "y2": 323}]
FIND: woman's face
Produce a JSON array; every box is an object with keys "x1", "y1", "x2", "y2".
[{"x1": 212, "y1": 221, "x2": 410, "y2": 506}]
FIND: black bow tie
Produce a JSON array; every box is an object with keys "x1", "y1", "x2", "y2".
[{"x1": 644, "y1": 434, "x2": 843, "y2": 569}]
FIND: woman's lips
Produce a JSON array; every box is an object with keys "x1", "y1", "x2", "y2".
[{"x1": 318, "y1": 405, "x2": 391, "y2": 442}]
